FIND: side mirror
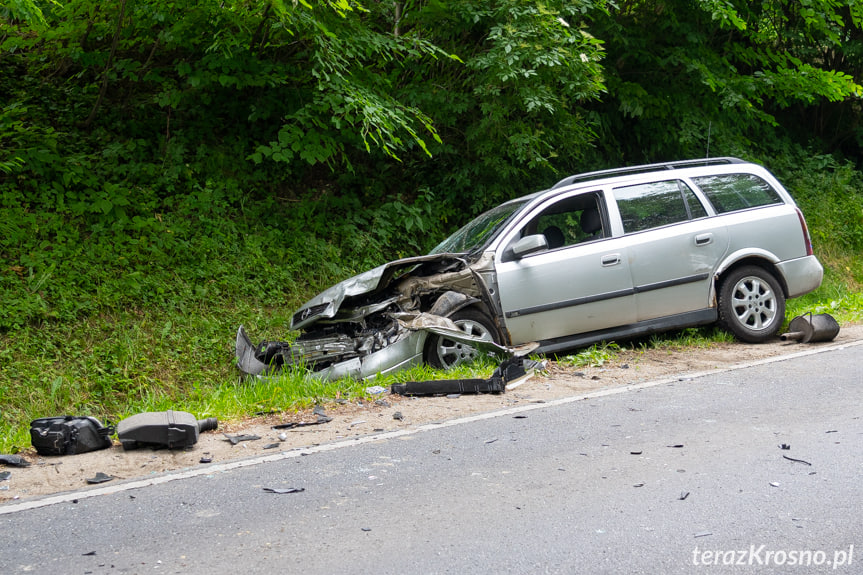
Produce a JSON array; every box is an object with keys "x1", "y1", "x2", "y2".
[{"x1": 511, "y1": 234, "x2": 549, "y2": 259}]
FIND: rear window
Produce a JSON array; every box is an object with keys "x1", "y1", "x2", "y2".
[{"x1": 692, "y1": 173, "x2": 782, "y2": 214}]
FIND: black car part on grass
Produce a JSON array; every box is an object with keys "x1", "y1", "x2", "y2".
[
  {"x1": 391, "y1": 356, "x2": 531, "y2": 396},
  {"x1": 117, "y1": 410, "x2": 218, "y2": 450},
  {"x1": 30, "y1": 416, "x2": 115, "y2": 456}
]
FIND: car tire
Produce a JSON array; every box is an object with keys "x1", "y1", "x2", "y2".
[
  {"x1": 424, "y1": 308, "x2": 500, "y2": 370},
  {"x1": 718, "y1": 266, "x2": 785, "y2": 343}
]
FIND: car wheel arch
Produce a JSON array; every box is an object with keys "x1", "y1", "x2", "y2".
[
  {"x1": 714, "y1": 252, "x2": 789, "y2": 299},
  {"x1": 427, "y1": 290, "x2": 481, "y2": 318},
  {"x1": 422, "y1": 305, "x2": 503, "y2": 369}
]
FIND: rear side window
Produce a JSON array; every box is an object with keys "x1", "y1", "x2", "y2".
[
  {"x1": 614, "y1": 180, "x2": 707, "y2": 234},
  {"x1": 692, "y1": 173, "x2": 782, "y2": 214}
]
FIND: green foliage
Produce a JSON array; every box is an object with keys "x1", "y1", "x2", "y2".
[
  {"x1": 767, "y1": 148, "x2": 863, "y2": 253},
  {"x1": 583, "y1": 0, "x2": 863, "y2": 163}
]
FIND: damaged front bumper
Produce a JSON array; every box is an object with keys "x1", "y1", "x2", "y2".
[{"x1": 235, "y1": 315, "x2": 537, "y2": 381}]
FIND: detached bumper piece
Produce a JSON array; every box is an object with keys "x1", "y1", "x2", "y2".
[{"x1": 391, "y1": 357, "x2": 530, "y2": 396}]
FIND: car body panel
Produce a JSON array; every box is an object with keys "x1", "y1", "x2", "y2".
[
  {"x1": 495, "y1": 236, "x2": 637, "y2": 343},
  {"x1": 776, "y1": 255, "x2": 824, "y2": 298},
  {"x1": 624, "y1": 219, "x2": 730, "y2": 321}
]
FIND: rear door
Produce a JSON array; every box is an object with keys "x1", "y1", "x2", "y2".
[
  {"x1": 612, "y1": 179, "x2": 729, "y2": 321},
  {"x1": 494, "y1": 191, "x2": 638, "y2": 344}
]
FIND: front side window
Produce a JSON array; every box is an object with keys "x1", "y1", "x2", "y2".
[
  {"x1": 691, "y1": 173, "x2": 782, "y2": 214},
  {"x1": 518, "y1": 193, "x2": 606, "y2": 251},
  {"x1": 614, "y1": 180, "x2": 707, "y2": 234}
]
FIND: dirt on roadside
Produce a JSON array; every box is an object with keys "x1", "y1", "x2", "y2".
[{"x1": 3, "y1": 323, "x2": 861, "y2": 504}]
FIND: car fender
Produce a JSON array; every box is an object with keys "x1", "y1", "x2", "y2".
[
  {"x1": 712, "y1": 248, "x2": 785, "y2": 300},
  {"x1": 428, "y1": 290, "x2": 481, "y2": 318}
]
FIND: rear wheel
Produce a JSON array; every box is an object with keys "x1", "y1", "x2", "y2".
[
  {"x1": 718, "y1": 266, "x2": 785, "y2": 343},
  {"x1": 424, "y1": 308, "x2": 500, "y2": 370}
]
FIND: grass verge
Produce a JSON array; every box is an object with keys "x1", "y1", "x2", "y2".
[{"x1": 2, "y1": 260, "x2": 861, "y2": 454}]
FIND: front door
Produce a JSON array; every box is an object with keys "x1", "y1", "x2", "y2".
[{"x1": 494, "y1": 192, "x2": 637, "y2": 345}]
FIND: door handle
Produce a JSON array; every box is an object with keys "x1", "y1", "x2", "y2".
[
  {"x1": 695, "y1": 233, "x2": 713, "y2": 246},
  {"x1": 601, "y1": 254, "x2": 621, "y2": 266}
]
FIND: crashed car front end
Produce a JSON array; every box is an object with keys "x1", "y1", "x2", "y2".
[{"x1": 236, "y1": 252, "x2": 525, "y2": 380}]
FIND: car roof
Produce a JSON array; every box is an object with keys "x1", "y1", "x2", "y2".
[{"x1": 550, "y1": 157, "x2": 747, "y2": 190}]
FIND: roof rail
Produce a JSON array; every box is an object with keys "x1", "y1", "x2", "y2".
[{"x1": 551, "y1": 157, "x2": 746, "y2": 189}]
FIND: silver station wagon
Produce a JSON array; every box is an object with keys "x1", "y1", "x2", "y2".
[{"x1": 237, "y1": 158, "x2": 823, "y2": 379}]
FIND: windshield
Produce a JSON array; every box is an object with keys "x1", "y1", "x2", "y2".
[{"x1": 429, "y1": 198, "x2": 530, "y2": 255}]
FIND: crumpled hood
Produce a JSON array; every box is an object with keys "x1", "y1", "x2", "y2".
[{"x1": 291, "y1": 254, "x2": 462, "y2": 330}]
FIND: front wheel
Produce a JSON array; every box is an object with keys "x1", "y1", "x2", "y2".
[
  {"x1": 718, "y1": 266, "x2": 785, "y2": 343},
  {"x1": 424, "y1": 308, "x2": 500, "y2": 370}
]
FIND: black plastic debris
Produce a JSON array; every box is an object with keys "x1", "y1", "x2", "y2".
[
  {"x1": 223, "y1": 433, "x2": 261, "y2": 445},
  {"x1": 86, "y1": 472, "x2": 113, "y2": 484},
  {"x1": 392, "y1": 378, "x2": 504, "y2": 396},
  {"x1": 678, "y1": 491, "x2": 690, "y2": 501},
  {"x1": 392, "y1": 357, "x2": 529, "y2": 396},
  {"x1": 263, "y1": 487, "x2": 305, "y2": 494},
  {"x1": 200, "y1": 457, "x2": 213, "y2": 464},
  {"x1": 30, "y1": 416, "x2": 114, "y2": 456},
  {"x1": 117, "y1": 411, "x2": 218, "y2": 450},
  {"x1": 0, "y1": 454, "x2": 30, "y2": 467},
  {"x1": 273, "y1": 412, "x2": 332, "y2": 430},
  {"x1": 782, "y1": 455, "x2": 812, "y2": 466},
  {"x1": 779, "y1": 443, "x2": 791, "y2": 450},
  {"x1": 393, "y1": 412, "x2": 404, "y2": 421},
  {"x1": 0, "y1": 471, "x2": 11, "y2": 481}
]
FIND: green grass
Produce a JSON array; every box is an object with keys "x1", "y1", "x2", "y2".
[
  {"x1": 0, "y1": 306, "x2": 502, "y2": 452},
  {"x1": 2, "y1": 253, "x2": 862, "y2": 454}
]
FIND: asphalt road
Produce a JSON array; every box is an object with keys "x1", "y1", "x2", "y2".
[{"x1": 1, "y1": 343, "x2": 861, "y2": 574}]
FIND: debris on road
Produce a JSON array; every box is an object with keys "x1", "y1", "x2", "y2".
[
  {"x1": 780, "y1": 313, "x2": 839, "y2": 343},
  {"x1": 272, "y1": 413, "x2": 333, "y2": 429},
  {"x1": 0, "y1": 454, "x2": 30, "y2": 467},
  {"x1": 391, "y1": 357, "x2": 535, "y2": 396},
  {"x1": 222, "y1": 434, "x2": 261, "y2": 445},
  {"x1": 30, "y1": 416, "x2": 114, "y2": 456},
  {"x1": 263, "y1": 487, "x2": 305, "y2": 494},
  {"x1": 117, "y1": 411, "x2": 218, "y2": 450},
  {"x1": 85, "y1": 472, "x2": 113, "y2": 484}
]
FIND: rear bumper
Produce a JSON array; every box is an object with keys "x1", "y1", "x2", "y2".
[{"x1": 777, "y1": 255, "x2": 824, "y2": 299}]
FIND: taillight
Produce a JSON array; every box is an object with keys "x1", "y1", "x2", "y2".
[{"x1": 795, "y1": 208, "x2": 814, "y2": 256}]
